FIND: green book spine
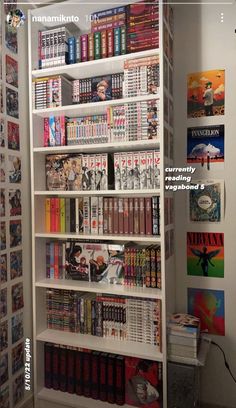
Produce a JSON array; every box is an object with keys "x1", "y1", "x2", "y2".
[{"x1": 94, "y1": 32, "x2": 101, "y2": 60}]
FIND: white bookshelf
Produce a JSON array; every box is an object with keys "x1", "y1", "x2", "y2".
[{"x1": 28, "y1": 2, "x2": 175, "y2": 408}]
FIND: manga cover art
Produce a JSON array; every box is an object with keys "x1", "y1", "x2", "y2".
[
  {"x1": 46, "y1": 154, "x2": 82, "y2": 191},
  {"x1": 91, "y1": 75, "x2": 112, "y2": 102},
  {"x1": 9, "y1": 189, "x2": 21, "y2": 216},
  {"x1": 0, "y1": 154, "x2": 5, "y2": 182},
  {"x1": 13, "y1": 373, "x2": 24, "y2": 406},
  {"x1": 189, "y1": 180, "x2": 224, "y2": 222},
  {"x1": 0, "y1": 321, "x2": 8, "y2": 352},
  {"x1": 5, "y1": 22, "x2": 18, "y2": 54},
  {"x1": 187, "y1": 232, "x2": 224, "y2": 278},
  {"x1": 8, "y1": 121, "x2": 20, "y2": 150},
  {"x1": 89, "y1": 243, "x2": 124, "y2": 283},
  {"x1": 8, "y1": 155, "x2": 21, "y2": 183},
  {"x1": 0, "y1": 222, "x2": 6, "y2": 250},
  {"x1": 187, "y1": 70, "x2": 225, "y2": 118},
  {"x1": 187, "y1": 125, "x2": 224, "y2": 170},
  {"x1": 10, "y1": 220, "x2": 22, "y2": 248},
  {"x1": 0, "y1": 288, "x2": 7, "y2": 319},
  {"x1": 0, "y1": 385, "x2": 9, "y2": 408},
  {"x1": 10, "y1": 250, "x2": 23, "y2": 279},
  {"x1": 11, "y1": 313, "x2": 24, "y2": 344},
  {"x1": 65, "y1": 242, "x2": 90, "y2": 281},
  {"x1": 12, "y1": 282, "x2": 24, "y2": 312},
  {"x1": 0, "y1": 119, "x2": 5, "y2": 147},
  {"x1": 0, "y1": 254, "x2": 7, "y2": 283},
  {"x1": 0, "y1": 189, "x2": 5, "y2": 217},
  {"x1": 188, "y1": 288, "x2": 225, "y2": 336},
  {"x1": 12, "y1": 343, "x2": 24, "y2": 374},
  {"x1": 6, "y1": 87, "x2": 19, "y2": 118},
  {"x1": 0, "y1": 354, "x2": 8, "y2": 387},
  {"x1": 6, "y1": 55, "x2": 18, "y2": 88}
]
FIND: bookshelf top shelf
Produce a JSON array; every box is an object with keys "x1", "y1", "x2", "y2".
[{"x1": 32, "y1": 49, "x2": 160, "y2": 80}]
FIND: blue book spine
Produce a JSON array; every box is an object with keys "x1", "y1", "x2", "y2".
[
  {"x1": 68, "y1": 37, "x2": 76, "y2": 64},
  {"x1": 92, "y1": 6, "x2": 126, "y2": 20}
]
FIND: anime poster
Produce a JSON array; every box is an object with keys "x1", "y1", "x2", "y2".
[
  {"x1": 0, "y1": 254, "x2": 7, "y2": 283},
  {"x1": 0, "y1": 222, "x2": 6, "y2": 251},
  {"x1": 125, "y1": 357, "x2": 162, "y2": 408},
  {"x1": 5, "y1": 22, "x2": 18, "y2": 54},
  {"x1": 4, "y1": 0, "x2": 17, "y2": 14},
  {"x1": 6, "y1": 87, "x2": 19, "y2": 118},
  {"x1": 187, "y1": 125, "x2": 224, "y2": 170},
  {"x1": 8, "y1": 121, "x2": 20, "y2": 150},
  {"x1": 13, "y1": 373, "x2": 24, "y2": 406},
  {"x1": 8, "y1": 155, "x2": 21, "y2": 183},
  {"x1": 6, "y1": 55, "x2": 18, "y2": 88},
  {"x1": 9, "y1": 189, "x2": 21, "y2": 216},
  {"x1": 0, "y1": 354, "x2": 8, "y2": 387},
  {"x1": 189, "y1": 180, "x2": 224, "y2": 222},
  {"x1": 0, "y1": 321, "x2": 8, "y2": 352},
  {"x1": 11, "y1": 312, "x2": 24, "y2": 344},
  {"x1": 0, "y1": 385, "x2": 9, "y2": 408},
  {"x1": 12, "y1": 343, "x2": 24, "y2": 374},
  {"x1": 187, "y1": 70, "x2": 225, "y2": 118},
  {"x1": 188, "y1": 288, "x2": 225, "y2": 336},
  {"x1": 0, "y1": 288, "x2": 7, "y2": 319},
  {"x1": 0, "y1": 154, "x2": 6, "y2": 182},
  {"x1": 91, "y1": 75, "x2": 112, "y2": 102},
  {"x1": 0, "y1": 84, "x2": 3, "y2": 113},
  {"x1": 12, "y1": 282, "x2": 24, "y2": 312},
  {"x1": 0, "y1": 119, "x2": 5, "y2": 147},
  {"x1": 0, "y1": 189, "x2": 5, "y2": 217},
  {"x1": 10, "y1": 220, "x2": 22, "y2": 248},
  {"x1": 10, "y1": 250, "x2": 22, "y2": 279},
  {"x1": 187, "y1": 232, "x2": 224, "y2": 278}
]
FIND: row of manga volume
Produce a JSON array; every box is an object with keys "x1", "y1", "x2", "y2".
[
  {"x1": 32, "y1": 75, "x2": 72, "y2": 110},
  {"x1": 45, "y1": 240, "x2": 161, "y2": 288},
  {"x1": 123, "y1": 56, "x2": 159, "y2": 97},
  {"x1": 45, "y1": 196, "x2": 160, "y2": 236},
  {"x1": 44, "y1": 343, "x2": 163, "y2": 407},
  {"x1": 43, "y1": 99, "x2": 159, "y2": 147},
  {"x1": 46, "y1": 288, "x2": 161, "y2": 346}
]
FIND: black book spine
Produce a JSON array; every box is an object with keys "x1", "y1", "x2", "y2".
[
  {"x1": 99, "y1": 352, "x2": 108, "y2": 401},
  {"x1": 83, "y1": 352, "x2": 91, "y2": 397},
  {"x1": 70, "y1": 198, "x2": 76, "y2": 232},
  {"x1": 107, "y1": 353, "x2": 116, "y2": 404},
  {"x1": 115, "y1": 355, "x2": 125, "y2": 405},
  {"x1": 91, "y1": 351, "x2": 100, "y2": 399},
  {"x1": 75, "y1": 350, "x2": 83, "y2": 395},
  {"x1": 44, "y1": 343, "x2": 52, "y2": 389}
]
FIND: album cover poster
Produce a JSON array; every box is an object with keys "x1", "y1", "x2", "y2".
[
  {"x1": 0, "y1": 385, "x2": 9, "y2": 408},
  {"x1": 0, "y1": 189, "x2": 5, "y2": 217},
  {"x1": 0, "y1": 321, "x2": 8, "y2": 352},
  {"x1": 0, "y1": 288, "x2": 7, "y2": 319},
  {"x1": 6, "y1": 55, "x2": 18, "y2": 88},
  {"x1": 13, "y1": 373, "x2": 24, "y2": 406},
  {"x1": 11, "y1": 312, "x2": 24, "y2": 344},
  {"x1": 0, "y1": 354, "x2": 8, "y2": 387},
  {"x1": 10, "y1": 250, "x2": 22, "y2": 279},
  {"x1": 0, "y1": 154, "x2": 6, "y2": 182},
  {"x1": 187, "y1": 125, "x2": 224, "y2": 170},
  {"x1": 12, "y1": 342, "x2": 24, "y2": 375},
  {"x1": 187, "y1": 232, "x2": 224, "y2": 278},
  {"x1": 10, "y1": 220, "x2": 22, "y2": 248},
  {"x1": 0, "y1": 254, "x2": 7, "y2": 283},
  {"x1": 8, "y1": 121, "x2": 20, "y2": 150},
  {"x1": 0, "y1": 118, "x2": 5, "y2": 147},
  {"x1": 12, "y1": 282, "x2": 24, "y2": 312},
  {"x1": 91, "y1": 75, "x2": 112, "y2": 102},
  {"x1": 6, "y1": 87, "x2": 19, "y2": 118},
  {"x1": 187, "y1": 70, "x2": 225, "y2": 118},
  {"x1": 9, "y1": 189, "x2": 21, "y2": 216},
  {"x1": 8, "y1": 155, "x2": 21, "y2": 183},
  {"x1": 189, "y1": 180, "x2": 224, "y2": 223},
  {"x1": 5, "y1": 22, "x2": 18, "y2": 54},
  {"x1": 0, "y1": 222, "x2": 6, "y2": 251},
  {"x1": 188, "y1": 287, "x2": 225, "y2": 336}
]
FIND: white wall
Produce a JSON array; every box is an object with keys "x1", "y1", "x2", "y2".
[{"x1": 174, "y1": 2, "x2": 236, "y2": 407}]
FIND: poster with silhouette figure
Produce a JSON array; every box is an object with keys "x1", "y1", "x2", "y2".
[
  {"x1": 188, "y1": 288, "x2": 225, "y2": 336},
  {"x1": 187, "y1": 232, "x2": 224, "y2": 278},
  {"x1": 187, "y1": 125, "x2": 224, "y2": 170},
  {"x1": 187, "y1": 69, "x2": 225, "y2": 118}
]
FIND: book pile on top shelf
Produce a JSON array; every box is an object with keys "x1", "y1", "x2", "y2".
[
  {"x1": 44, "y1": 344, "x2": 163, "y2": 407},
  {"x1": 167, "y1": 313, "x2": 201, "y2": 360},
  {"x1": 37, "y1": 1, "x2": 159, "y2": 69}
]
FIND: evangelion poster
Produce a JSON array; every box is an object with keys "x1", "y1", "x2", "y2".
[
  {"x1": 189, "y1": 180, "x2": 224, "y2": 222},
  {"x1": 187, "y1": 232, "x2": 224, "y2": 278},
  {"x1": 188, "y1": 288, "x2": 225, "y2": 336},
  {"x1": 187, "y1": 125, "x2": 224, "y2": 170},
  {"x1": 187, "y1": 70, "x2": 225, "y2": 118}
]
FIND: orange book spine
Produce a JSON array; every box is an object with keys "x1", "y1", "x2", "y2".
[{"x1": 45, "y1": 198, "x2": 51, "y2": 232}]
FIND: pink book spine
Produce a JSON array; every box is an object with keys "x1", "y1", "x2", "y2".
[
  {"x1": 44, "y1": 118, "x2": 49, "y2": 147},
  {"x1": 60, "y1": 116, "x2": 66, "y2": 146},
  {"x1": 80, "y1": 34, "x2": 88, "y2": 62}
]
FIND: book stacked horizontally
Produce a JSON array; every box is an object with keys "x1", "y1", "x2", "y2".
[{"x1": 168, "y1": 313, "x2": 201, "y2": 359}]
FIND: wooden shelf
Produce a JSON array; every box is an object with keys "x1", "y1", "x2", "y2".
[
  {"x1": 37, "y1": 329, "x2": 163, "y2": 361},
  {"x1": 35, "y1": 189, "x2": 160, "y2": 197},
  {"x1": 35, "y1": 232, "x2": 161, "y2": 243}
]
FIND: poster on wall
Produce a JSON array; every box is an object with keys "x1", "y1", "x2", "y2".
[
  {"x1": 10, "y1": 220, "x2": 22, "y2": 248},
  {"x1": 8, "y1": 155, "x2": 21, "y2": 183},
  {"x1": 187, "y1": 125, "x2": 224, "y2": 170},
  {"x1": 187, "y1": 69, "x2": 225, "y2": 118},
  {"x1": 10, "y1": 250, "x2": 22, "y2": 279},
  {"x1": 5, "y1": 22, "x2": 18, "y2": 54},
  {"x1": 12, "y1": 342, "x2": 24, "y2": 374},
  {"x1": 4, "y1": 0, "x2": 17, "y2": 14},
  {"x1": 187, "y1": 232, "x2": 224, "y2": 278},
  {"x1": 6, "y1": 55, "x2": 18, "y2": 88},
  {"x1": 189, "y1": 180, "x2": 224, "y2": 223},
  {"x1": 6, "y1": 87, "x2": 19, "y2": 118},
  {"x1": 11, "y1": 312, "x2": 24, "y2": 344},
  {"x1": 0, "y1": 385, "x2": 9, "y2": 408},
  {"x1": 13, "y1": 373, "x2": 24, "y2": 406},
  {"x1": 0, "y1": 154, "x2": 6, "y2": 182},
  {"x1": 0, "y1": 84, "x2": 3, "y2": 113},
  {"x1": 9, "y1": 189, "x2": 21, "y2": 216},
  {"x1": 0, "y1": 254, "x2": 7, "y2": 283},
  {"x1": 0, "y1": 189, "x2": 5, "y2": 217},
  {"x1": 0, "y1": 321, "x2": 8, "y2": 352},
  {"x1": 0, "y1": 288, "x2": 7, "y2": 319},
  {"x1": 0, "y1": 354, "x2": 8, "y2": 386},
  {"x1": 8, "y1": 121, "x2": 20, "y2": 150},
  {"x1": 0, "y1": 119, "x2": 5, "y2": 147},
  {"x1": 188, "y1": 288, "x2": 225, "y2": 336},
  {"x1": 0, "y1": 222, "x2": 6, "y2": 251},
  {"x1": 11, "y1": 282, "x2": 24, "y2": 312}
]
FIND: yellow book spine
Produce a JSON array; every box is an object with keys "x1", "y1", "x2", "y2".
[
  {"x1": 45, "y1": 198, "x2": 51, "y2": 232},
  {"x1": 60, "y1": 198, "x2": 66, "y2": 233}
]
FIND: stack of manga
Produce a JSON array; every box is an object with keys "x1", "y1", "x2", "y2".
[
  {"x1": 38, "y1": 27, "x2": 73, "y2": 68},
  {"x1": 66, "y1": 114, "x2": 108, "y2": 145},
  {"x1": 123, "y1": 55, "x2": 159, "y2": 98},
  {"x1": 114, "y1": 150, "x2": 161, "y2": 190},
  {"x1": 123, "y1": 100, "x2": 159, "y2": 141},
  {"x1": 33, "y1": 75, "x2": 72, "y2": 109}
]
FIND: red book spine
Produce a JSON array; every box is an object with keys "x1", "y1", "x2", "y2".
[
  {"x1": 44, "y1": 118, "x2": 49, "y2": 146},
  {"x1": 59, "y1": 346, "x2": 67, "y2": 392},
  {"x1": 80, "y1": 34, "x2": 88, "y2": 62},
  {"x1": 123, "y1": 197, "x2": 129, "y2": 234},
  {"x1": 55, "y1": 197, "x2": 60, "y2": 232},
  {"x1": 75, "y1": 350, "x2": 83, "y2": 395},
  {"x1": 108, "y1": 197, "x2": 114, "y2": 234},
  {"x1": 52, "y1": 345, "x2": 60, "y2": 390},
  {"x1": 145, "y1": 197, "x2": 152, "y2": 235},
  {"x1": 44, "y1": 343, "x2": 52, "y2": 388},
  {"x1": 118, "y1": 198, "x2": 124, "y2": 234},
  {"x1": 107, "y1": 29, "x2": 114, "y2": 57},
  {"x1": 139, "y1": 197, "x2": 145, "y2": 235},
  {"x1": 54, "y1": 241, "x2": 59, "y2": 279},
  {"x1": 107, "y1": 354, "x2": 116, "y2": 404},
  {"x1": 83, "y1": 352, "x2": 91, "y2": 397},
  {"x1": 67, "y1": 348, "x2": 75, "y2": 394},
  {"x1": 128, "y1": 198, "x2": 134, "y2": 235},
  {"x1": 113, "y1": 197, "x2": 119, "y2": 234},
  {"x1": 91, "y1": 351, "x2": 100, "y2": 399},
  {"x1": 133, "y1": 197, "x2": 140, "y2": 235},
  {"x1": 99, "y1": 352, "x2": 108, "y2": 401},
  {"x1": 101, "y1": 30, "x2": 108, "y2": 58},
  {"x1": 103, "y1": 198, "x2": 109, "y2": 234},
  {"x1": 50, "y1": 198, "x2": 56, "y2": 233},
  {"x1": 115, "y1": 356, "x2": 125, "y2": 405}
]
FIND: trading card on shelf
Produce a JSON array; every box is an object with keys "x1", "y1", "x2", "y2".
[
  {"x1": 8, "y1": 155, "x2": 21, "y2": 183},
  {"x1": 12, "y1": 282, "x2": 24, "y2": 312},
  {"x1": 9, "y1": 220, "x2": 22, "y2": 248},
  {"x1": 11, "y1": 312, "x2": 24, "y2": 344},
  {"x1": 10, "y1": 250, "x2": 23, "y2": 280},
  {"x1": 12, "y1": 342, "x2": 24, "y2": 375},
  {"x1": 0, "y1": 254, "x2": 7, "y2": 284},
  {"x1": 9, "y1": 189, "x2": 21, "y2": 216},
  {"x1": 7, "y1": 121, "x2": 20, "y2": 151},
  {"x1": 0, "y1": 354, "x2": 8, "y2": 387}
]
